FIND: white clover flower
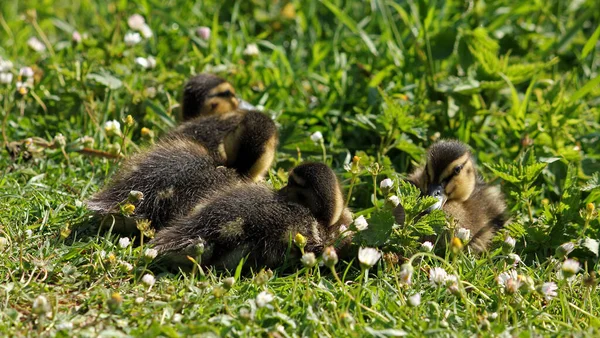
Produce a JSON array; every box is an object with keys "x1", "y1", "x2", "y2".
[
  {"x1": 0, "y1": 72, "x2": 13, "y2": 84},
  {"x1": 0, "y1": 237, "x2": 9, "y2": 250},
  {"x1": 539, "y1": 282, "x2": 558, "y2": 301},
  {"x1": 338, "y1": 224, "x2": 350, "y2": 238},
  {"x1": 172, "y1": 313, "x2": 183, "y2": 323},
  {"x1": 243, "y1": 43, "x2": 260, "y2": 56},
  {"x1": 19, "y1": 67, "x2": 34, "y2": 78},
  {"x1": 310, "y1": 131, "x2": 323, "y2": 143},
  {"x1": 353, "y1": 215, "x2": 368, "y2": 231},
  {"x1": 507, "y1": 253, "x2": 521, "y2": 266},
  {"x1": 197, "y1": 26, "x2": 211, "y2": 40},
  {"x1": 118, "y1": 237, "x2": 130, "y2": 249},
  {"x1": 56, "y1": 321, "x2": 73, "y2": 331},
  {"x1": 358, "y1": 247, "x2": 381, "y2": 269},
  {"x1": 54, "y1": 133, "x2": 66, "y2": 148},
  {"x1": 0, "y1": 58, "x2": 13, "y2": 72},
  {"x1": 27, "y1": 37, "x2": 46, "y2": 52},
  {"x1": 141, "y1": 274, "x2": 155, "y2": 287},
  {"x1": 561, "y1": 259, "x2": 580, "y2": 279},
  {"x1": 380, "y1": 178, "x2": 393, "y2": 190},
  {"x1": 120, "y1": 261, "x2": 133, "y2": 272},
  {"x1": 135, "y1": 297, "x2": 144, "y2": 304},
  {"x1": 144, "y1": 248, "x2": 158, "y2": 260},
  {"x1": 255, "y1": 291, "x2": 274, "y2": 308},
  {"x1": 429, "y1": 267, "x2": 448, "y2": 287},
  {"x1": 135, "y1": 56, "x2": 156, "y2": 69},
  {"x1": 127, "y1": 14, "x2": 146, "y2": 30},
  {"x1": 502, "y1": 236, "x2": 516, "y2": 254},
  {"x1": 555, "y1": 242, "x2": 575, "y2": 259},
  {"x1": 301, "y1": 252, "x2": 317, "y2": 268},
  {"x1": 399, "y1": 263, "x2": 413, "y2": 285},
  {"x1": 104, "y1": 120, "x2": 121, "y2": 137},
  {"x1": 456, "y1": 228, "x2": 471, "y2": 242},
  {"x1": 139, "y1": 24, "x2": 153, "y2": 39},
  {"x1": 99, "y1": 250, "x2": 106, "y2": 259},
  {"x1": 72, "y1": 31, "x2": 82, "y2": 44},
  {"x1": 446, "y1": 274, "x2": 460, "y2": 294},
  {"x1": 322, "y1": 246, "x2": 338, "y2": 268},
  {"x1": 421, "y1": 241, "x2": 434, "y2": 252},
  {"x1": 497, "y1": 269, "x2": 518, "y2": 288},
  {"x1": 32, "y1": 295, "x2": 51, "y2": 316},
  {"x1": 408, "y1": 293, "x2": 421, "y2": 307},
  {"x1": 25, "y1": 229, "x2": 33, "y2": 238},
  {"x1": 387, "y1": 195, "x2": 400, "y2": 207},
  {"x1": 124, "y1": 32, "x2": 142, "y2": 46}
]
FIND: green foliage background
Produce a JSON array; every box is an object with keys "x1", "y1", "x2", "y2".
[{"x1": 0, "y1": 0, "x2": 599, "y2": 336}]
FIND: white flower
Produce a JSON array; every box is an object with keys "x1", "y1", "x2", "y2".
[
  {"x1": 144, "y1": 248, "x2": 158, "y2": 260},
  {"x1": 0, "y1": 58, "x2": 13, "y2": 72},
  {"x1": 120, "y1": 261, "x2": 133, "y2": 271},
  {"x1": 141, "y1": 274, "x2": 155, "y2": 287},
  {"x1": 135, "y1": 297, "x2": 144, "y2": 304},
  {"x1": 561, "y1": 259, "x2": 580, "y2": 279},
  {"x1": 387, "y1": 195, "x2": 400, "y2": 207},
  {"x1": 172, "y1": 313, "x2": 183, "y2": 323},
  {"x1": 497, "y1": 270, "x2": 518, "y2": 288},
  {"x1": 353, "y1": 215, "x2": 368, "y2": 231},
  {"x1": 429, "y1": 267, "x2": 448, "y2": 287},
  {"x1": 310, "y1": 131, "x2": 323, "y2": 143},
  {"x1": 19, "y1": 67, "x2": 34, "y2": 78},
  {"x1": 358, "y1": 247, "x2": 381, "y2": 269},
  {"x1": 539, "y1": 282, "x2": 558, "y2": 301},
  {"x1": 338, "y1": 224, "x2": 350, "y2": 238},
  {"x1": 502, "y1": 236, "x2": 516, "y2": 254},
  {"x1": 555, "y1": 242, "x2": 575, "y2": 259},
  {"x1": 0, "y1": 72, "x2": 12, "y2": 84},
  {"x1": 197, "y1": 26, "x2": 211, "y2": 40},
  {"x1": 446, "y1": 274, "x2": 460, "y2": 294},
  {"x1": 118, "y1": 237, "x2": 130, "y2": 249},
  {"x1": 32, "y1": 295, "x2": 51, "y2": 316},
  {"x1": 421, "y1": 241, "x2": 434, "y2": 252},
  {"x1": 135, "y1": 56, "x2": 156, "y2": 69},
  {"x1": 99, "y1": 250, "x2": 106, "y2": 259},
  {"x1": 104, "y1": 120, "x2": 121, "y2": 136},
  {"x1": 380, "y1": 178, "x2": 393, "y2": 190},
  {"x1": 25, "y1": 229, "x2": 33, "y2": 238},
  {"x1": 243, "y1": 43, "x2": 260, "y2": 56},
  {"x1": 399, "y1": 263, "x2": 413, "y2": 285},
  {"x1": 255, "y1": 291, "x2": 274, "y2": 308},
  {"x1": 301, "y1": 252, "x2": 317, "y2": 268},
  {"x1": 0, "y1": 237, "x2": 8, "y2": 250},
  {"x1": 56, "y1": 321, "x2": 73, "y2": 331},
  {"x1": 72, "y1": 31, "x2": 82, "y2": 43},
  {"x1": 28, "y1": 37, "x2": 46, "y2": 52},
  {"x1": 322, "y1": 246, "x2": 338, "y2": 268},
  {"x1": 139, "y1": 24, "x2": 153, "y2": 39},
  {"x1": 456, "y1": 228, "x2": 471, "y2": 242},
  {"x1": 127, "y1": 14, "x2": 146, "y2": 30},
  {"x1": 124, "y1": 32, "x2": 142, "y2": 46},
  {"x1": 408, "y1": 293, "x2": 421, "y2": 307},
  {"x1": 507, "y1": 253, "x2": 521, "y2": 266}
]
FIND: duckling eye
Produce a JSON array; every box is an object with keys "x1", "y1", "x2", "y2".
[
  {"x1": 216, "y1": 90, "x2": 233, "y2": 98},
  {"x1": 211, "y1": 102, "x2": 218, "y2": 109},
  {"x1": 454, "y1": 165, "x2": 463, "y2": 175}
]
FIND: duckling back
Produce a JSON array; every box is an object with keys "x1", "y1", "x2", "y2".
[
  {"x1": 86, "y1": 138, "x2": 243, "y2": 232},
  {"x1": 150, "y1": 183, "x2": 349, "y2": 269}
]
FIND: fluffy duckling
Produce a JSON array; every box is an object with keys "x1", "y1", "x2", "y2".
[
  {"x1": 401, "y1": 140, "x2": 507, "y2": 252},
  {"x1": 165, "y1": 109, "x2": 278, "y2": 181},
  {"x1": 149, "y1": 162, "x2": 353, "y2": 269},
  {"x1": 86, "y1": 138, "x2": 244, "y2": 232},
  {"x1": 181, "y1": 73, "x2": 257, "y2": 121}
]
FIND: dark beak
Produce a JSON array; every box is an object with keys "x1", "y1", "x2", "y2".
[{"x1": 427, "y1": 184, "x2": 445, "y2": 210}]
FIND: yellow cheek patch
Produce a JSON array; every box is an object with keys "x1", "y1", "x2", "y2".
[{"x1": 440, "y1": 153, "x2": 471, "y2": 180}]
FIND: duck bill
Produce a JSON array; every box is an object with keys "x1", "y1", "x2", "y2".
[
  {"x1": 427, "y1": 184, "x2": 446, "y2": 211},
  {"x1": 238, "y1": 98, "x2": 258, "y2": 111}
]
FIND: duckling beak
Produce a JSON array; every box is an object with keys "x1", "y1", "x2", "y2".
[
  {"x1": 238, "y1": 98, "x2": 258, "y2": 111},
  {"x1": 427, "y1": 184, "x2": 446, "y2": 211}
]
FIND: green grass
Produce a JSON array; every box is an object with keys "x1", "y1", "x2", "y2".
[{"x1": 1, "y1": 0, "x2": 600, "y2": 336}]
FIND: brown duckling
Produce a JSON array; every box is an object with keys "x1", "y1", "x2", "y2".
[
  {"x1": 149, "y1": 162, "x2": 353, "y2": 269},
  {"x1": 401, "y1": 140, "x2": 507, "y2": 252}
]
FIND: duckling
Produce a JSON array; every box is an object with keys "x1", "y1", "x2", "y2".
[
  {"x1": 165, "y1": 109, "x2": 278, "y2": 181},
  {"x1": 86, "y1": 137, "x2": 244, "y2": 232},
  {"x1": 149, "y1": 162, "x2": 353, "y2": 269},
  {"x1": 181, "y1": 73, "x2": 257, "y2": 121},
  {"x1": 401, "y1": 140, "x2": 507, "y2": 252}
]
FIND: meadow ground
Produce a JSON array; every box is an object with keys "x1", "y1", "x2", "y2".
[{"x1": 1, "y1": 0, "x2": 600, "y2": 336}]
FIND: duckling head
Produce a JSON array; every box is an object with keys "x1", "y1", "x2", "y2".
[
  {"x1": 281, "y1": 162, "x2": 349, "y2": 227},
  {"x1": 421, "y1": 140, "x2": 476, "y2": 209},
  {"x1": 182, "y1": 74, "x2": 240, "y2": 120}
]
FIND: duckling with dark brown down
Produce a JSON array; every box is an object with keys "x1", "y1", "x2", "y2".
[
  {"x1": 400, "y1": 140, "x2": 507, "y2": 252},
  {"x1": 150, "y1": 162, "x2": 353, "y2": 269}
]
